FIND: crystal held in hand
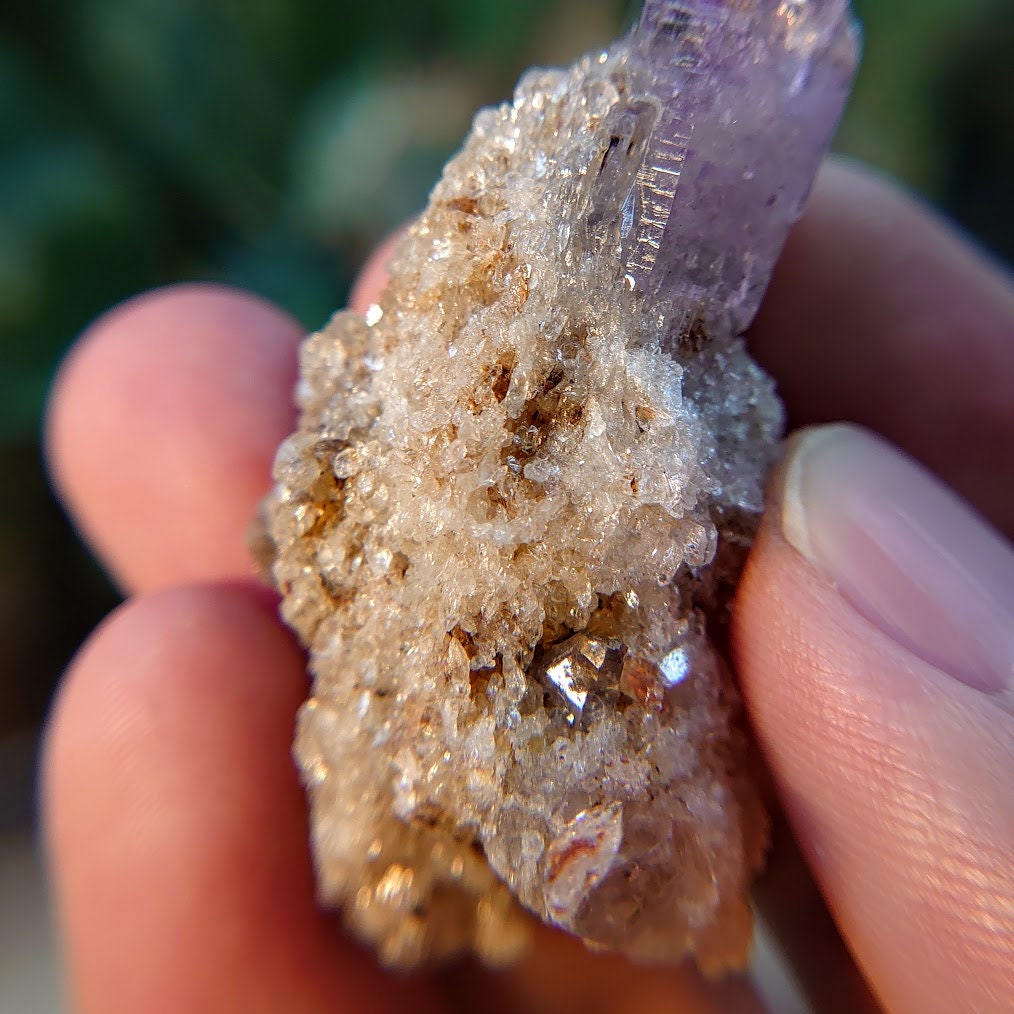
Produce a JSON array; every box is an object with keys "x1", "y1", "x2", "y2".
[{"x1": 258, "y1": 0, "x2": 859, "y2": 974}]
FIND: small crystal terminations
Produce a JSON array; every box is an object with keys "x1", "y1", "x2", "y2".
[{"x1": 262, "y1": 0, "x2": 858, "y2": 974}]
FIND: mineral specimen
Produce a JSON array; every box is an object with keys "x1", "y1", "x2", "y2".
[{"x1": 261, "y1": 0, "x2": 859, "y2": 975}]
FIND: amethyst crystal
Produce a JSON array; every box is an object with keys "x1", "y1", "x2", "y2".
[
  {"x1": 261, "y1": 0, "x2": 859, "y2": 973},
  {"x1": 626, "y1": 0, "x2": 859, "y2": 338}
]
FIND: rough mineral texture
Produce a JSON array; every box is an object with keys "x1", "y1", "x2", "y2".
[{"x1": 262, "y1": 0, "x2": 858, "y2": 975}]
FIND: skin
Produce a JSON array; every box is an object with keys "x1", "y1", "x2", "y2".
[{"x1": 44, "y1": 160, "x2": 1014, "y2": 1013}]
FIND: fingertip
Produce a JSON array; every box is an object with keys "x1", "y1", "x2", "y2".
[
  {"x1": 44, "y1": 581, "x2": 297, "y2": 795},
  {"x1": 47, "y1": 284, "x2": 304, "y2": 593},
  {"x1": 734, "y1": 429, "x2": 1014, "y2": 1012},
  {"x1": 777, "y1": 424, "x2": 1014, "y2": 699},
  {"x1": 44, "y1": 583, "x2": 302, "y2": 1012},
  {"x1": 43, "y1": 582, "x2": 308, "y2": 921}
]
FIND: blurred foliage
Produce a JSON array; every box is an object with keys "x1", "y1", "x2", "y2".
[{"x1": 0, "y1": 0, "x2": 1011, "y2": 728}]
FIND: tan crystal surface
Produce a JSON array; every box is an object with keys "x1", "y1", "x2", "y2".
[{"x1": 258, "y1": 13, "x2": 823, "y2": 976}]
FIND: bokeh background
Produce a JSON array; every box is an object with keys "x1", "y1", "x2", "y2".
[{"x1": 1, "y1": 0, "x2": 1011, "y2": 1008}]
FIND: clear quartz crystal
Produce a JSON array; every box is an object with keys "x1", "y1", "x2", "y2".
[{"x1": 261, "y1": 0, "x2": 859, "y2": 974}]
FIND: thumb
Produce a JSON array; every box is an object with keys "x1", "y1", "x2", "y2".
[{"x1": 734, "y1": 423, "x2": 1014, "y2": 1013}]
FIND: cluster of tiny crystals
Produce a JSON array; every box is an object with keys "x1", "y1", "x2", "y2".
[{"x1": 261, "y1": 0, "x2": 858, "y2": 976}]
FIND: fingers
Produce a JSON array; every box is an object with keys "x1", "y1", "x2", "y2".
[
  {"x1": 47, "y1": 285, "x2": 303, "y2": 593},
  {"x1": 43, "y1": 583, "x2": 440, "y2": 1014},
  {"x1": 735, "y1": 424, "x2": 1014, "y2": 1013},
  {"x1": 751, "y1": 159, "x2": 1014, "y2": 533}
]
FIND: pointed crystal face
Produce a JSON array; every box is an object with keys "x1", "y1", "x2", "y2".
[
  {"x1": 544, "y1": 804, "x2": 624, "y2": 924},
  {"x1": 536, "y1": 634, "x2": 627, "y2": 723},
  {"x1": 265, "y1": 0, "x2": 859, "y2": 975},
  {"x1": 622, "y1": 0, "x2": 860, "y2": 339}
]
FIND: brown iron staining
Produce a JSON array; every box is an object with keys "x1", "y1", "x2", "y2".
[
  {"x1": 448, "y1": 195, "x2": 526, "y2": 312},
  {"x1": 679, "y1": 315, "x2": 711, "y2": 353},
  {"x1": 468, "y1": 355, "x2": 515, "y2": 416},
  {"x1": 446, "y1": 195, "x2": 481, "y2": 217},
  {"x1": 501, "y1": 362, "x2": 584, "y2": 476},
  {"x1": 545, "y1": 836, "x2": 607, "y2": 884},
  {"x1": 450, "y1": 626, "x2": 502, "y2": 700},
  {"x1": 281, "y1": 438, "x2": 351, "y2": 544},
  {"x1": 634, "y1": 405, "x2": 656, "y2": 433}
]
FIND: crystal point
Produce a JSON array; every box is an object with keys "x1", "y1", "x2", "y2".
[
  {"x1": 625, "y1": 0, "x2": 859, "y2": 338},
  {"x1": 262, "y1": 0, "x2": 859, "y2": 973}
]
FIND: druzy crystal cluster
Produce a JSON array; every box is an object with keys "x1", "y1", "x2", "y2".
[{"x1": 261, "y1": 0, "x2": 858, "y2": 974}]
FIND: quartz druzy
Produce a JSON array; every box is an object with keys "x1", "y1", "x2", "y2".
[{"x1": 263, "y1": 0, "x2": 859, "y2": 974}]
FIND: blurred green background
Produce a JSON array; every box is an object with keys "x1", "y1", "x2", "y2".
[{"x1": 1, "y1": 0, "x2": 1012, "y2": 823}]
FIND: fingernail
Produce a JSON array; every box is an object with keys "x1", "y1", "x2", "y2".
[{"x1": 779, "y1": 424, "x2": 1014, "y2": 695}]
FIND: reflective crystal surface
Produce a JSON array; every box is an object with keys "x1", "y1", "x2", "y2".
[{"x1": 262, "y1": 0, "x2": 859, "y2": 974}]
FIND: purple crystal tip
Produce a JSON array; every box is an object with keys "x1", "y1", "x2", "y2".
[{"x1": 618, "y1": 0, "x2": 860, "y2": 340}]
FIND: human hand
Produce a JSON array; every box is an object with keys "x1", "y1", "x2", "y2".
[{"x1": 45, "y1": 160, "x2": 1014, "y2": 1013}]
